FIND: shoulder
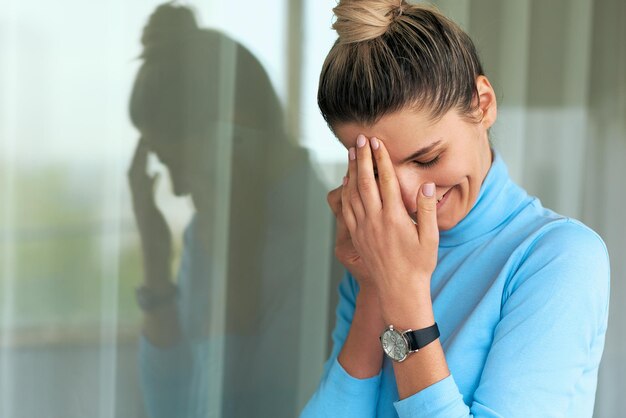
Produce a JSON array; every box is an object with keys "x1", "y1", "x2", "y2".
[
  {"x1": 503, "y1": 216, "x2": 610, "y2": 324},
  {"x1": 504, "y1": 195, "x2": 609, "y2": 270},
  {"x1": 517, "y1": 216, "x2": 609, "y2": 274}
]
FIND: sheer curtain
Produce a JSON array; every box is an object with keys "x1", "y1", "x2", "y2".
[
  {"x1": 461, "y1": 2, "x2": 626, "y2": 415},
  {"x1": 0, "y1": 1, "x2": 332, "y2": 417}
]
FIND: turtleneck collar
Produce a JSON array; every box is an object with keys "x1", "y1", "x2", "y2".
[{"x1": 438, "y1": 150, "x2": 530, "y2": 247}]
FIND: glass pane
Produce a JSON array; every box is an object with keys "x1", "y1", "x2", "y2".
[{"x1": 0, "y1": 1, "x2": 332, "y2": 417}]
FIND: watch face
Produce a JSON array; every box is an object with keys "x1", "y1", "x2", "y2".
[{"x1": 381, "y1": 328, "x2": 408, "y2": 362}]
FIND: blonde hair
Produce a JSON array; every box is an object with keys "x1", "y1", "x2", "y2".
[{"x1": 318, "y1": 0, "x2": 484, "y2": 127}]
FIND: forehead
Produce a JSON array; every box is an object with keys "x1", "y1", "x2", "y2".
[{"x1": 333, "y1": 109, "x2": 446, "y2": 161}]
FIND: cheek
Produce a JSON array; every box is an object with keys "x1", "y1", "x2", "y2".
[
  {"x1": 395, "y1": 173, "x2": 422, "y2": 211},
  {"x1": 430, "y1": 162, "x2": 471, "y2": 191}
]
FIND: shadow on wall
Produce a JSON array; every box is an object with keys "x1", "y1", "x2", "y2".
[{"x1": 128, "y1": 3, "x2": 326, "y2": 418}]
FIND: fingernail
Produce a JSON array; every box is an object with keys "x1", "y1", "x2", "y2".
[
  {"x1": 349, "y1": 147, "x2": 356, "y2": 160},
  {"x1": 423, "y1": 183, "x2": 435, "y2": 197},
  {"x1": 342, "y1": 176, "x2": 348, "y2": 186},
  {"x1": 356, "y1": 135, "x2": 366, "y2": 148},
  {"x1": 370, "y1": 137, "x2": 379, "y2": 150}
]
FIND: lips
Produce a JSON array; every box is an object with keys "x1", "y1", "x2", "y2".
[
  {"x1": 409, "y1": 187, "x2": 453, "y2": 225},
  {"x1": 436, "y1": 187, "x2": 453, "y2": 209}
]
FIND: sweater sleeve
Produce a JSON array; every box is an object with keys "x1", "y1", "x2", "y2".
[
  {"x1": 393, "y1": 221, "x2": 610, "y2": 418},
  {"x1": 138, "y1": 220, "x2": 197, "y2": 418},
  {"x1": 139, "y1": 336, "x2": 193, "y2": 418},
  {"x1": 299, "y1": 271, "x2": 383, "y2": 418}
]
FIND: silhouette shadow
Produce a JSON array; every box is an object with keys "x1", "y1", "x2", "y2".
[{"x1": 128, "y1": 4, "x2": 326, "y2": 417}]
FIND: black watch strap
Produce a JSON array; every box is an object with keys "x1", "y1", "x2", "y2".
[
  {"x1": 135, "y1": 283, "x2": 178, "y2": 312},
  {"x1": 404, "y1": 323, "x2": 440, "y2": 351}
]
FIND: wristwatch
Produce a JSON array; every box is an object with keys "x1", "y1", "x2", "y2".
[
  {"x1": 380, "y1": 323, "x2": 440, "y2": 362},
  {"x1": 135, "y1": 283, "x2": 178, "y2": 312}
]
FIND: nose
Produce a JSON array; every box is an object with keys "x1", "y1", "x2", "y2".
[{"x1": 396, "y1": 170, "x2": 423, "y2": 215}]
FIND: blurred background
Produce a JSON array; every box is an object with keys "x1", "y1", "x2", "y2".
[{"x1": 0, "y1": 0, "x2": 623, "y2": 417}]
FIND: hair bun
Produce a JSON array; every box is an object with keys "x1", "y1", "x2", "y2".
[
  {"x1": 332, "y1": 0, "x2": 406, "y2": 44},
  {"x1": 141, "y1": 3, "x2": 199, "y2": 55}
]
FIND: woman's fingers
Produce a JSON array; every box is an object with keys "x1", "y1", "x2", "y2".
[
  {"x1": 129, "y1": 137, "x2": 150, "y2": 173},
  {"x1": 128, "y1": 138, "x2": 153, "y2": 193},
  {"x1": 334, "y1": 196, "x2": 353, "y2": 245},
  {"x1": 328, "y1": 185, "x2": 354, "y2": 249},
  {"x1": 341, "y1": 175, "x2": 358, "y2": 233},
  {"x1": 345, "y1": 146, "x2": 366, "y2": 223},
  {"x1": 416, "y1": 183, "x2": 439, "y2": 247},
  {"x1": 329, "y1": 183, "x2": 354, "y2": 240},
  {"x1": 355, "y1": 134, "x2": 382, "y2": 213},
  {"x1": 370, "y1": 138, "x2": 403, "y2": 211},
  {"x1": 327, "y1": 186, "x2": 342, "y2": 217}
]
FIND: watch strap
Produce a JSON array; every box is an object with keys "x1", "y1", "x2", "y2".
[
  {"x1": 404, "y1": 323, "x2": 440, "y2": 351},
  {"x1": 135, "y1": 283, "x2": 178, "y2": 312}
]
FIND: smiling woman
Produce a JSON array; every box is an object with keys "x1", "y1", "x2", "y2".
[
  {"x1": 333, "y1": 107, "x2": 494, "y2": 231},
  {"x1": 301, "y1": 1, "x2": 610, "y2": 418}
]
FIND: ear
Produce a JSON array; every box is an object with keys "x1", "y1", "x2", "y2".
[{"x1": 475, "y1": 75, "x2": 497, "y2": 130}]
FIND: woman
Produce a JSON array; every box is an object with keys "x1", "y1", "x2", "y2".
[
  {"x1": 128, "y1": 4, "x2": 321, "y2": 417},
  {"x1": 301, "y1": 1, "x2": 609, "y2": 417}
]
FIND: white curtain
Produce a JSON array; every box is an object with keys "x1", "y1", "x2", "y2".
[
  {"x1": 458, "y1": 2, "x2": 626, "y2": 415},
  {"x1": 428, "y1": 2, "x2": 626, "y2": 416}
]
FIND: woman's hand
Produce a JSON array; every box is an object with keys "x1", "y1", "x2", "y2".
[
  {"x1": 341, "y1": 134, "x2": 439, "y2": 320},
  {"x1": 128, "y1": 138, "x2": 173, "y2": 284},
  {"x1": 327, "y1": 185, "x2": 376, "y2": 292}
]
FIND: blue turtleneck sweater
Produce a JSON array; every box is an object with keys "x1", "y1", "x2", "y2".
[{"x1": 301, "y1": 151, "x2": 610, "y2": 418}]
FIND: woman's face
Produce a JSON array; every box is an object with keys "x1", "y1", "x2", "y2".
[
  {"x1": 334, "y1": 105, "x2": 494, "y2": 231},
  {"x1": 141, "y1": 129, "x2": 212, "y2": 195},
  {"x1": 141, "y1": 131, "x2": 192, "y2": 196}
]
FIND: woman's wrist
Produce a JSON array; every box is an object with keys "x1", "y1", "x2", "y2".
[
  {"x1": 378, "y1": 279, "x2": 434, "y2": 330},
  {"x1": 356, "y1": 283, "x2": 378, "y2": 302},
  {"x1": 355, "y1": 288, "x2": 385, "y2": 325},
  {"x1": 142, "y1": 256, "x2": 172, "y2": 282},
  {"x1": 338, "y1": 286, "x2": 385, "y2": 380}
]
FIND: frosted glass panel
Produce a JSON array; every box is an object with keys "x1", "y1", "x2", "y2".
[{"x1": 0, "y1": 2, "x2": 331, "y2": 417}]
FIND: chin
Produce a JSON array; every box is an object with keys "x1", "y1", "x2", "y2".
[
  {"x1": 437, "y1": 218, "x2": 458, "y2": 232},
  {"x1": 439, "y1": 223, "x2": 456, "y2": 232}
]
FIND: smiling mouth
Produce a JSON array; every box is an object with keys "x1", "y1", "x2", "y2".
[
  {"x1": 437, "y1": 187, "x2": 453, "y2": 203},
  {"x1": 409, "y1": 187, "x2": 453, "y2": 224}
]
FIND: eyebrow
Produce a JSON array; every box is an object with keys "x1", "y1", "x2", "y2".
[{"x1": 401, "y1": 139, "x2": 443, "y2": 163}]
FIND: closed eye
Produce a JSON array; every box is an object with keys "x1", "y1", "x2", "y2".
[{"x1": 413, "y1": 155, "x2": 440, "y2": 169}]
